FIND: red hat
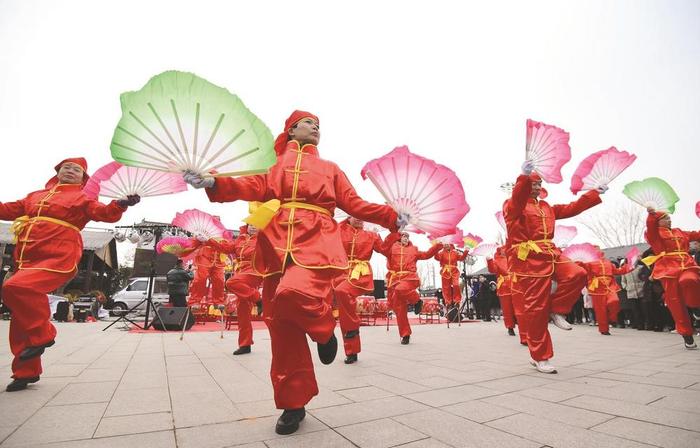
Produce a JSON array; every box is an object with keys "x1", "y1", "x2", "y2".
[
  {"x1": 528, "y1": 172, "x2": 542, "y2": 182},
  {"x1": 46, "y1": 157, "x2": 90, "y2": 188},
  {"x1": 273, "y1": 110, "x2": 319, "y2": 155}
]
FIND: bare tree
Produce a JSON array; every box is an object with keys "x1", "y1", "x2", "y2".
[{"x1": 576, "y1": 200, "x2": 645, "y2": 248}]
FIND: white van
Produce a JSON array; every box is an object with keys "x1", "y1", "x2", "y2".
[{"x1": 110, "y1": 277, "x2": 170, "y2": 315}]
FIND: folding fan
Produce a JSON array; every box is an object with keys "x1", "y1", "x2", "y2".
[
  {"x1": 110, "y1": 70, "x2": 276, "y2": 177},
  {"x1": 626, "y1": 246, "x2": 640, "y2": 267},
  {"x1": 623, "y1": 177, "x2": 680, "y2": 214},
  {"x1": 172, "y1": 209, "x2": 227, "y2": 239},
  {"x1": 495, "y1": 211, "x2": 506, "y2": 231},
  {"x1": 156, "y1": 236, "x2": 194, "y2": 257},
  {"x1": 570, "y1": 147, "x2": 637, "y2": 194},
  {"x1": 361, "y1": 146, "x2": 469, "y2": 237},
  {"x1": 471, "y1": 243, "x2": 498, "y2": 258},
  {"x1": 562, "y1": 243, "x2": 602, "y2": 263},
  {"x1": 433, "y1": 229, "x2": 464, "y2": 247},
  {"x1": 552, "y1": 225, "x2": 577, "y2": 247},
  {"x1": 84, "y1": 162, "x2": 187, "y2": 199},
  {"x1": 525, "y1": 119, "x2": 571, "y2": 184},
  {"x1": 696, "y1": 201, "x2": 699, "y2": 219},
  {"x1": 462, "y1": 233, "x2": 483, "y2": 250}
]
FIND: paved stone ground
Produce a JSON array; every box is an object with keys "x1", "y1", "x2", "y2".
[{"x1": 1, "y1": 319, "x2": 700, "y2": 448}]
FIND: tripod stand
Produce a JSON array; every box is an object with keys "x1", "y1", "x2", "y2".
[{"x1": 103, "y1": 225, "x2": 167, "y2": 332}]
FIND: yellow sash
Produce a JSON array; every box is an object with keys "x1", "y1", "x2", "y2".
[
  {"x1": 497, "y1": 275, "x2": 505, "y2": 289},
  {"x1": 388, "y1": 270, "x2": 410, "y2": 287},
  {"x1": 11, "y1": 215, "x2": 80, "y2": 243},
  {"x1": 441, "y1": 264, "x2": 458, "y2": 275},
  {"x1": 588, "y1": 276, "x2": 608, "y2": 290},
  {"x1": 642, "y1": 251, "x2": 687, "y2": 266},
  {"x1": 513, "y1": 239, "x2": 551, "y2": 261},
  {"x1": 244, "y1": 199, "x2": 331, "y2": 229},
  {"x1": 349, "y1": 260, "x2": 370, "y2": 280}
]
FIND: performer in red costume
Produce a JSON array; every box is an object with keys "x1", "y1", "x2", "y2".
[
  {"x1": 331, "y1": 217, "x2": 384, "y2": 364},
  {"x1": 382, "y1": 231, "x2": 441, "y2": 344},
  {"x1": 644, "y1": 209, "x2": 700, "y2": 349},
  {"x1": 434, "y1": 243, "x2": 468, "y2": 308},
  {"x1": 504, "y1": 161, "x2": 604, "y2": 374},
  {"x1": 183, "y1": 111, "x2": 401, "y2": 434},
  {"x1": 208, "y1": 223, "x2": 262, "y2": 355},
  {"x1": 487, "y1": 246, "x2": 527, "y2": 344},
  {"x1": 186, "y1": 237, "x2": 228, "y2": 307},
  {"x1": 0, "y1": 158, "x2": 138, "y2": 392},
  {"x1": 579, "y1": 249, "x2": 631, "y2": 335}
]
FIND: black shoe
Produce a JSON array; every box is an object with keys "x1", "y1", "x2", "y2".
[
  {"x1": 275, "y1": 408, "x2": 306, "y2": 435},
  {"x1": 6, "y1": 376, "x2": 39, "y2": 392},
  {"x1": 19, "y1": 340, "x2": 55, "y2": 361},
  {"x1": 344, "y1": 329, "x2": 359, "y2": 339},
  {"x1": 507, "y1": 328, "x2": 516, "y2": 336},
  {"x1": 317, "y1": 334, "x2": 337, "y2": 365},
  {"x1": 683, "y1": 335, "x2": 697, "y2": 350},
  {"x1": 233, "y1": 345, "x2": 251, "y2": 355},
  {"x1": 401, "y1": 336, "x2": 410, "y2": 345},
  {"x1": 601, "y1": 331, "x2": 611, "y2": 335},
  {"x1": 413, "y1": 300, "x2": 423, "y2": 315},
  {"x1": 344, "y1": 354, "x2": 358, "y2": 364}
]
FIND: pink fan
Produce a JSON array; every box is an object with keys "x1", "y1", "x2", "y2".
[
  {"x1": 552, "y1": 225, "x2": 577, "y2": 247},
  {"x1": 495, "y1": 211, "x2": 506, "y2": 231},
  {"x1": 84, "y1": 162, "x2": 187, "y2": 200},
  {"x1": 361, "y1": 146, "x2": 469, "y2": 238},
  {"x1": 525, "y1": 119, "x2": 571, "y2": 184},
  {"x1": 696, "y1": 201, "x2": 700, "y2": 219},
  {"x1": 562, "y1": 243, "x2": 602, "y2": 263},
  {"x1": 471, "y1": 242, "x2": 498, "y2": 258},
  {"x1": 172, "y1": 209, "x2": 227, "y2": 239},
  {"x1": 434, "y1": 229, "x2": 464, "y2": 247},
  {"x1": 156, "y1": 236, "x2": 193, "y2": 257},
  {"x1": 570, "y1": 147, "x2": 637, "y2": 194},
  {"x1": 626, "y1": 247, "x2": 640, "y2": 267},
  {"x1": 462, "y1": 233, "x2": 483, "y2": 250}
]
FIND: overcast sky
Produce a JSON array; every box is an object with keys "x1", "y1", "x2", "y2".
[{"x1": 1, "y1": 0, "x2": 698, "y2": 274}]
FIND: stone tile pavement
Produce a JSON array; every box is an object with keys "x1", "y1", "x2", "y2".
[{"x1": 1, "y1": 319, "x2": 699, "y2": 447}]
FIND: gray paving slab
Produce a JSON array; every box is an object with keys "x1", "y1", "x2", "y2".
[{"x1": 335, "y1": 418, "x2": 427, "y2": 447}]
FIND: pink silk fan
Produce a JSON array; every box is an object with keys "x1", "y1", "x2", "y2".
[
  {"x1": 562, "y1": 243, "x2": 602, "y2": 263},
  {"x1": 570, "y1": 147, "x2": 637, "y2": 194},
  {"x1": 525, "y1": 119, "x2": 571, "y2": 184},
  {"x1": 172, "y1": 209, "x2": 227, "y2": 239},
  {"x1": 84, "y1": 162, "x2": 187, "y2": 200}
]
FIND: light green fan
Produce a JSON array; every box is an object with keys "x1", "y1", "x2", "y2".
[
  {"x1": 623, "y1": 177, "x2": 680, "y2": 214},
  {"x1": 110, "y1": 71, "x2": 275, "y2": 177}
]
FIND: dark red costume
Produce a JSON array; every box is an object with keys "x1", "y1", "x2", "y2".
[
  {"x1": 504, "y1": 173, "x2": 601, "y2": 361},
  {"x1": 0, "y1": 158, "x2": 126, "y2": 380},
  {"x1": 487, "y1": 248, "x2": 527, "y2": 344},
  {"x1": 381, "y1": 232, "x2": 441, "y2": 338},
  {"x1": 331, "y1": 219, "x2": 383, "y2": 356},
  {"x1": 580, "y1": 258, "x2": 630, "y2": 334},
  {"x1": 203, "y1": 111, "x2": 397, "y2": 410},
  {"x1": 644, "y1": 212, "x2": 700, "y2": 337},
  {"x1": 434, "y1": 245, "x2": 468, "y2": 306}
]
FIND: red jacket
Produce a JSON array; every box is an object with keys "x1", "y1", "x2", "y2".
[
  {"x1": 337, "y1": 220, "x2": 383, "y2": 290},
  {"x1": 380, "y1": 232, "x2": 441, "y2": 287},
  {"x1": 206, "y1": 140, "x2": 398, "y2": 275},
  {"x1": 645, "y1": 212, "x2": 700, "y2": 279},
  {"x1": 210, "y1": 232, "x2": 259, "y2": 276},
  {"x1": 187, "y1": 240, "x2": 229, "y2": 269},
  {"x1": 504, "y1": 174, "x2": 601, "y2": 276},
  {"x1": 487, "y1": 248, "x2": 513, "y2": 296},
  {"x1": 434, "y1": 246, "x2": 468, "y2": 279},
  {"x1": 0, "y1": 183, "x2": 125, "y2": 273},
  {"x1": 581, "y1": 259, "x2": 630, "y2": 294}
]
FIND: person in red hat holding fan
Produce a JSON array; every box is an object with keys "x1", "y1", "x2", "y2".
[
  {"x1": 503, "y1": 161, "x2": 604, "y2": 374},
  {"x1": 183, "y1": 111, "x2": 404, "y2": 435},
  {"x1": 331, "y1": 216, "x2": 384, "y2": 364},
  {"x1": 434, "y1": 243, "x2": 469, "y2": 309},
  {"x1": 643, "y1": 209, "x2": 700, "y2": 349},
  {"x1": 0, "y1": 158, "x2": 139, "y2": 392}
]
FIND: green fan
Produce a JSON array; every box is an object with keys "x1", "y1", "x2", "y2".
[
  {"x1": 623, "y1": 177, "x2": 680, "y2": 214},
  {"x1": 110, "y1": 71, "x2": 275, "y2": 177}
]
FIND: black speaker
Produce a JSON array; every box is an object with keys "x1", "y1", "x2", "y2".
[
  {"x1": 373, "y1": 280, "x2": 385, "y2": 299},
  {"x1": 151, "y1": 307, "x2": 195, "y2": 331}
]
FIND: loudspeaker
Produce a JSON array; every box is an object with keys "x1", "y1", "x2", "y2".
[
  {"x1": 151, "y1": 307, "x2": 195, "y2": 331},
  {"x1": 373, "y1": 280, "x2": 385, "y2": 299}
]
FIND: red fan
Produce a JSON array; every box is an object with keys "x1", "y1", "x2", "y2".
[
  {"x1": 570, "y1": 147, "x2": 637, "y2": 194},
  {"x1": 525, "y1": 119, "x2": 571, "y2": 184}
]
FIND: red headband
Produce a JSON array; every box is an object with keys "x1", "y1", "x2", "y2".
[
  {"x1": 46, "y1": 157, "x2": 90, "y2": 188},
  {"x1": 273, "y1": 110, "x2": 320, "y2": 155}
]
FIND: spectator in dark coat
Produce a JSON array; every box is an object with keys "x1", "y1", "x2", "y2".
[{"x1": 166, "y1": 260, "x2": 194, "y2": 307}]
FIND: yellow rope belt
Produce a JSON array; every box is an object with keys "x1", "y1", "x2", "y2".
[
  {"x1": 349, "y1": 260, "x2": 370, "y2": 280},
  {"x1": 642, "y1": 251, "x2": 688, "y2": 266},
  {"x1": 512, "y1": 239, "x2": 553, "y2": 261},
  {"x1": 244, "y1": 199, "x2": 331, "y2": 229},
  {"x1": 588, "y1": 276, "x2": 610, "y2": 290},
  {"x1": 388, "y1": 270, "x2": 410, "y2": 286},
  {"x1": 12, "y1": 215, "x2": 80, "y2": 243},
  {"x1": 441, "y1": 264, "x2": 458, "y2": 275}
]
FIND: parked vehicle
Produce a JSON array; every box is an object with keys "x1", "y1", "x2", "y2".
[{"x1": 110, "y1": 277, "x2": 169, "y2": 316}]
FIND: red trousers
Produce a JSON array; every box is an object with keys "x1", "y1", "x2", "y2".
[
  {"x1": 226, "y1": 274, "x2": 262, "y2": 347},
  {"x1": 388, "y1": 279, "x2": 420, "y2": 338},
  {"x1": 511, "y1": 261, "x2": 586, "y2": 361},
  {"x1": 334, "y1": 280, "x2": 365, "y2": 356},
  {"x1": 190, "y1": 266, "x2": 225, "y2": 305},
  {"x1": 441, "y1": 274, "x2": 462, "y2": 306},
  {"x1": 499, "y1": 293, "x2": 527, "y2": 343},
  {"x1": 3, "y1": 269, "x2": 74, "y2": 379},
  {"x1": 660, "y1": 270, "x2": 700, "y2": 337},
  {"x1": 262, "y1": 263, "x2": 336, "y2": 410},
  {"x1": 591, "y1": 292, "x2": 620, "y2": 334}
]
